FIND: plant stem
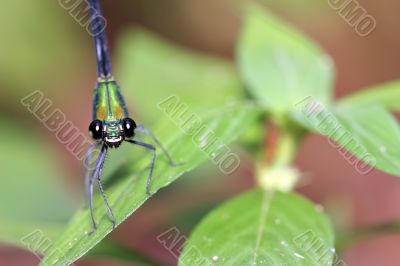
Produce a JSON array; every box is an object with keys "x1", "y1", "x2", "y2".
[
  {"x1": 271, "y1": 126, "x2": 299, "y2": 167},
  {"x1": 256, "y1": 119, "x2": 305, "y2": 192},
  {"x1": 263, "y1": 118, "x2": 305, "y2": 167}
]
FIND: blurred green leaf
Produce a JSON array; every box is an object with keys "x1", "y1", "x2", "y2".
[
  {"x1": 0, "y1": 221, "x2": 63, "y2": 250},
  {"x1": 331, "y1": 105, "x2": 400, "y2": 176},
  {"x1": 339, "y1": 80, "x2": 400, "y2": 111},
  {"x1": 180, "y1": 189, "x2": 335, "y2": 266},
  {"x1": 295, "y1": 101, "x2": 400, "y2": 176},
  {"x1": 0, "y1": 118, "x2": 76, "y2": 223},
  {"x1": 0, "y1": 117, "x2": 76, "y2": 251},
  {"x1": 117, "y1": 28, "x2": 243, "y2": 122},
  {"x1": 40, "y1": 103, "x2": 262, "y2": 265},
  {"x1": 0, "y1": 1, "x2": 88, "y2": 105},
  {"x1": 237, "y1": 5, "x2": 334, "y2": 117}
]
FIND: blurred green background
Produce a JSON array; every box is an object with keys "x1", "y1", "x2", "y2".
[{"x1": 1, "y1": 0, "x2": 400, "y2": 265}]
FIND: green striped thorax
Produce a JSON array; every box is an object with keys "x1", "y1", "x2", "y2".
[{"x1": 88, "y1": 78, "x2": 136, "y2": 148}]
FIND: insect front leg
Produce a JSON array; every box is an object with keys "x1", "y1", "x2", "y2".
[
  {"x1": 96, "y1": 145, "x2": 116, "y2": 229},
  {"x1": 84, "y1": 143, "x2": 101, "y2": 202},
  {"x1": 89, "y1": 144, "x2": 107, "y2": 233}
]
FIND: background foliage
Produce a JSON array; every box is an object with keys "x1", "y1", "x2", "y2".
[{"x1": 1, "y1": 1, "x2": 400, "y2": 266}]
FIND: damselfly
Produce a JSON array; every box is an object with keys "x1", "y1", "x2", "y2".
[{"x1": 84, "y1": 0, "x2": 179, "y2": 232}]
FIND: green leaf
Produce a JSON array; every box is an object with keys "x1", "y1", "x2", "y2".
[
  {"x1": 0, "y1": 122, "x2": 76, "y2": 223},
  {"x1": 0, "y1": 116, "x2": 76, "y2": 251},
  {"x1": 0, "y1": 221, "x2": 63, "y2": 251},
  {"x1": 295, "y1": 100, "x2": 400, "y2": 176},
  {"x1": 117, "y1": 28, "x2": 243, "y2": 122},
  {"x1": 179, "y1": 189, "x2": 335, "y2": 266},
  {"x1": 339, "y1": 80, "x2": 400, "y2": 111},
  {"x1": 237, "y1": 5, "x2": 334, "y2": 116},
  {"x1": 40, "y1": 103, "x2": 262, "y2": 265}
]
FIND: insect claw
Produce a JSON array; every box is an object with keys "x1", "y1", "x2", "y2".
[{"x1": 88, "y1": 226, "x2": 97, "y2": 236}]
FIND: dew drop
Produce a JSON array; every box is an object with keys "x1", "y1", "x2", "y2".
[
  {"x1": 280, "y1": 240, "x2": 288, "y2": 248},
  {"x1": 294, "y1": 252, "x2": 305, "y2": 259},
  {"x1": 212, "y1": 255, "x2": 219, "y2": 262},
  {"x1": 330, "y1": 248, "x2": 336, "y2": 253}
]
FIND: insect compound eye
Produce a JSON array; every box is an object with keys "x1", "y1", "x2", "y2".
[
  {"x1": 123, "y1": 118, "x2": 136, "y2": 138},
  {"x1": 89, "y1": 120, "x2": 103, "y2": 140}
]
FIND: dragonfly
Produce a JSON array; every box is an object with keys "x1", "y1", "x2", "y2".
[{"x1": 85, "y1": 0, "x2": 179, "y2": 232}]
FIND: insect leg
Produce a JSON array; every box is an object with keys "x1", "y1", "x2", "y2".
[
  {"x1": 89, "y1": 144, "x2": 107, "y2": 232},
  {"x1": 126, "y1": 139, "x2": 156, "y2": 196},
  {"x1": 96, "y1": 145, "x2": 116, "y2": 229},
  {"x1": 135, "y1": 125, "x2": 181, "y2": 166},
  {"x1": 84, "y1": 143, "x2": 101, "y2": 202}
]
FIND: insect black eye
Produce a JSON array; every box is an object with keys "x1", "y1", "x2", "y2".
[
  {"x1": 89, "y1": 120, "x2": 103, "y2": 140},
  {"x1": 123, "y1": 118, "x2": 136, "y2": 138}
]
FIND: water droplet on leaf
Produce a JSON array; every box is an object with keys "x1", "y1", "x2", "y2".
[{"x1": 294, "y1": 252, "x2": 305, "y2": 259}]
